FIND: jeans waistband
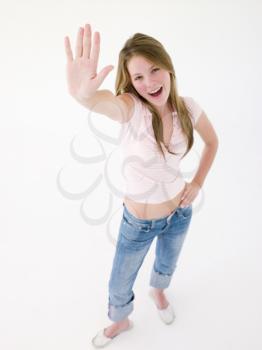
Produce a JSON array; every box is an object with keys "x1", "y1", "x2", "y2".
[{"x1": 122, "y1": 202, "x2": 178, "y2": 225}]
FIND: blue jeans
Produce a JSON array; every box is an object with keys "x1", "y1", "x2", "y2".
[{"x1": 107, "y1": 202, "x2": 193, "y2": 322}]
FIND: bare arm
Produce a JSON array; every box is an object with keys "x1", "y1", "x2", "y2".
[
  {"x1": 64, "y1": 23, "x2": 133, "y2": 123},
  {"x1": 192, "y1": 111, "x2": 219, "y2": 187},
  {"x1": 75, "y1": 89, "x2": 134, "y2": 123},
  {"x1": 179, "y1": 111, "x2": 219, "y2": 207}
]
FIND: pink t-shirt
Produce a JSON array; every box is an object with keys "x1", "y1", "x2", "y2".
[{"x1": 119, "y1": 93, "x2": 203, "y2": 204}]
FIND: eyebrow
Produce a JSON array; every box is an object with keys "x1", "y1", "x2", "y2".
[{"x1": 131, "y1": 65, "x2": 156, "y2": 77}]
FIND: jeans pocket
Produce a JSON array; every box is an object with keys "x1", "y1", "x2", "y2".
[
  {"x1": 122, "y1": 214, "x2": 151, "y2": 233},
  {"x1": 178, "y1": 204, "x2": 192, "y2": 219}
]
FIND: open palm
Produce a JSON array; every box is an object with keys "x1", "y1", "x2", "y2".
[{"x1": 64, "y1": 23, "x2": 114, "y2": 100}]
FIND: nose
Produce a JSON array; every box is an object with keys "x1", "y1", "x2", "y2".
[
  {"x1": 146, "y1": 81, "x2": 158, "y2": 92},
  {"x1": 145, "y1": 77, "x2": 157, "y2": 91}
]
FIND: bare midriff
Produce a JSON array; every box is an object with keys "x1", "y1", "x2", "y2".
[{"x1": 123, "y1": 184, "x2": 186, "y2": 220}]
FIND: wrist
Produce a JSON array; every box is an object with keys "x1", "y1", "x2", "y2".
[{"x1": 191, "y1": 179, "x2": 202, "y2": 189}]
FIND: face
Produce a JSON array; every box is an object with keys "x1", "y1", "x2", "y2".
[{"x1": 127, "y1": 55, "x2": 171, "y2": 113}]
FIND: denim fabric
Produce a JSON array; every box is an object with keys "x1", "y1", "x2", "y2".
[{"x1": 107, "y1": 202, "x2": 192, "y2": 322}]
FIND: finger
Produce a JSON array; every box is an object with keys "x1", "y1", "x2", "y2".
[
  {"x1": 82, "y1": 23, "x2": 91, "y2": 59},
  {"x1": 96, "y1": 65, "x2": 114, "y2": 86},
  {"x1": 90, "y1": 31, "x2": 100, "y2": 72},
  {"x1": 183, "y1": 193, "x2": 194, "y2": 205},
  {"x1": 181, "y1": 203, "x2": 191, "y2": 208},
  {"x1": 180, "y1": 192, "x2": 189, "y2": 203},
  {"x1": 64, "y1": 36, "x2": 73, "y2": 62},
  {"x1": 180, "y1": 198, "x2": 188, "y2": 205},
  {"x1": 181, "y1": 190, "x2": 188, "y2": 200},
  {"x1": 75, "y1": 27, "x2": 84, "y2": 58},
  {"x1": 180, "y1": 198, "x2": 191, "y2": 207},
  {"x1": 181, "y1": 183, "x2": 188, "y2": 197}
]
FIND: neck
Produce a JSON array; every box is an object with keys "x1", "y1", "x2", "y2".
[{"x1": 155, "y1": 102, "x2": 174, "y2": 118}]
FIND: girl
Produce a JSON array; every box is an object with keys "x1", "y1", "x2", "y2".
[{"x1": 64, "y1": 23, "x2": 218, "y2": 348}]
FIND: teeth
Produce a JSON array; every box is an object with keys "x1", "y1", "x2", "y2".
[{"x1": 149, "y1": 87, "x2": 161, "y2": 94}]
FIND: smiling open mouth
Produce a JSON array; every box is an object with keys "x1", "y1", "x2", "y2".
[{"x1": 149, "y1": 86, "x2": 163, "y2": 97}]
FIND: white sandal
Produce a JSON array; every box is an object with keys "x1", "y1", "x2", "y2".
[
  {"x1": 91, "y1": 320, "x2": 134, "y2": 348},
  {"x1": 149, "y1": 289, "x2": 176, "y2": 325}
]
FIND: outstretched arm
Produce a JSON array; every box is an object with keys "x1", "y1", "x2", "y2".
[{"x1": 64, "y1": 23, "x2": 133, "y2": 123}]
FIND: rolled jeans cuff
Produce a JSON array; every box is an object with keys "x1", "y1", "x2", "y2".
[
  {"x1": 107, "y1": 294, "x2": 134, "y2": 322},
  {"x1": 149, "y1": 268, "x2": 172, "y2": 289}
]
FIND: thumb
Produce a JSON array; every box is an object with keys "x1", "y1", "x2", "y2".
[
  {"x1": 181, "y1": 182, "x2": 188, "y2": 199},
  {"x1": 96, "y1": 65, "x2": 114, "y2": 86}
]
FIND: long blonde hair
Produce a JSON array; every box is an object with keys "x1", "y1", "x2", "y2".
[{"x1": 115, "y1": 32, "x2": 194, "y2": 161}]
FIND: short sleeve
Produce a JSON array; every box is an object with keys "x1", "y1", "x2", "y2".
[
  {"x1": 118, "y1": 93, "x2": 144, "y2": 142},
  {"x1": 183, "y1": 96, "x2": 203, "y2": 127},
  {"x1": 124, "y1": 93, "x2": 146, "y2": 122}
]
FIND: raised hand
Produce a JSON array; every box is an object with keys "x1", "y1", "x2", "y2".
[{"x1": 64, "y1": 23, "x2": 114, "y2": 101}]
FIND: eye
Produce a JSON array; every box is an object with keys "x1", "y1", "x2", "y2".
[{"x1": 134, "y1": 68, "x2": 159, "y2": 81}]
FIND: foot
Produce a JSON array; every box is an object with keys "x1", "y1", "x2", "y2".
[
  {"x1": 150, "y1": 288, "x2": 169, "y2": 310},
  {"x1": 104, "y1": 318, "x2": 131, "y2": 339}
]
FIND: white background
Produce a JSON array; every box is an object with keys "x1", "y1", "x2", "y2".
[{"x1": 1, "y1": 0, "x2": 262, "y2": 349}]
